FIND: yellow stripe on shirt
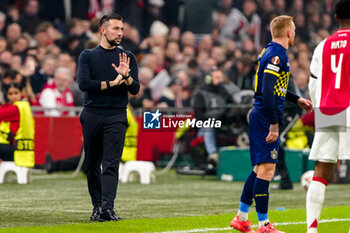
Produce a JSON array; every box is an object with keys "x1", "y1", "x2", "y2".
[
  {"x1": 264, "y1": 69, "x2": 280, "y2": 77},
  {"x1": 254, "y1": 48, "x2": 266, "y2": 92},
  {"x1": 254, "y1": 61, "x2": 260, "y2": 92}
]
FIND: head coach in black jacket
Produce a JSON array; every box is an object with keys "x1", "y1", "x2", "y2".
[{"x1": 77, "y1": 13, "x2": 140, "y2": 222}]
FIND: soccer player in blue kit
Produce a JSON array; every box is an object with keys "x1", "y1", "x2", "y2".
[{"x1": 230, "y1": 15, "x2": 312, "y2": 233}]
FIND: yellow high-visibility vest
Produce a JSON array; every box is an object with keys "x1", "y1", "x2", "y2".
[
  {"x1": 286, "y1": 118, "x2": 312, "y2": 149},
  {"x1": 121, "y1": 106, "x2": 138, "y2": 161},
  {"x1": 0, "y1": 121, "x2": 11, "y2": 144},
  {"x1": 0, "y1": 101, "x2": 35, "y2": 167}
]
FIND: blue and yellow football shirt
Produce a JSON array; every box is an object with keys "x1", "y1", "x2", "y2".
[{"x1": 253, "y1": 41, "x2": 290, "y2": 124}]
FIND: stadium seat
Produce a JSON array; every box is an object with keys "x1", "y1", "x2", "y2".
[
  {"x1": 0, "y1": 162, "x2": 31, "y2": 184},
  {"x1": 120, "y1": 161, "x2": 155, "y2": 184}
]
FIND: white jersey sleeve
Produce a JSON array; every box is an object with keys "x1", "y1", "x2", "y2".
[
  {"x1": 310, "y1": 40, "x2": 325, "y2": 78},
  {"x1": 309, "y1": 40, "x2": 325, "y2": 107}
]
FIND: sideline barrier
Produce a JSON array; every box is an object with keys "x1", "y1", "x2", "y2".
[
  {"x1": 33, "y1": 106, "x2": 251, "y2": 165},
  {"x1": 217, "y1": 148, "x2": 315, "y2": 182},
  {"x1": 33, "y1": 115, "x2": 175, "y2": 165},
  {"x1": 217, "y1": 147, "x2": 252, "y2": 182},
  {"x1": 34, "y1": 116, "x2": 83, "y2": 164}
]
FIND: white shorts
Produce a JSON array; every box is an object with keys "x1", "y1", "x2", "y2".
[{"x1": 309, "y1": 126, "x2": 350, "y2": 163}]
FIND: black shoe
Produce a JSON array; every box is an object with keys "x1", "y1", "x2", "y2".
[
  {"x1": 90, "y1": 206, "x2": 101, "y2": 221},
  {"x1": 45, "y1": 153, "x2": 54, "y2": 174},
  {"x1": 205, "y1": 164, "x2": 217, "y2": 175},
  {"x1": 99, "y1": 209, "x2": 122, "y2": 222}
]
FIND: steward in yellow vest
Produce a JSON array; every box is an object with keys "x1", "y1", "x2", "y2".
[
  {"x1": 286, "y1": 112, "x2": 314, "y2": 150},
  {"x1": 121, "y1": 105, "x2": 138, "y2": 161},
  {"x1": 0, "y1": 83, "x2": 35, "y2": 167}
]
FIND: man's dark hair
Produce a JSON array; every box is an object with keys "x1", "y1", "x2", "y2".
[
  {"x1": 335, "y1": 0, "x2": 350, "y2": 19},
  {"x1": 99, "y1": 13, "x2": 123, "y2": 27}
]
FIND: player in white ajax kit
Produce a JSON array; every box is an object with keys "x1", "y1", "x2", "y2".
[{"x1": 307, "y1": 0, "x2": 350, "y2": 232}]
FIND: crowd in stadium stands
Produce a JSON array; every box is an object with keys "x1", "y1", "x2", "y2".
[{"x1": 0, "y1": 0, "x2": 336, "y2": 115}]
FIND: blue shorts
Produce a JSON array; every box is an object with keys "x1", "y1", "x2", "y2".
[{"x1": 249, "y1": 107, "x2": 279, "y2": 166}]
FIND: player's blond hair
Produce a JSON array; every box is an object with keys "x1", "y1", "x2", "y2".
[{"x1": 270, "y1": 15, "x2": 293, "y2": 39}]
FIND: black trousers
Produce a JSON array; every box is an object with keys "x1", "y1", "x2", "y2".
[
  {"x1": 0, "y1": 144, "x2": 15, "y2": 161},
  {"x1": 80, "y1": 109, "x2": 127, "y2": 211},
  {"x1": 275, "y1": 147, "x2": 292, "y2": 184}
]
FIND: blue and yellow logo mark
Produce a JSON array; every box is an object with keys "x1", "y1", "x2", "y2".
[
  {"x1": 143, "y1": 109, "x2": 162, "y2": 129},
  {"x1": 271, "y1": 148, "x2": 278, "y2": 159}
]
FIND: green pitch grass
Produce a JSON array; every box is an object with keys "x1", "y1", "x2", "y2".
[{"x1": 0, "y1": 170, "x2": 349, "y2": 233}]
